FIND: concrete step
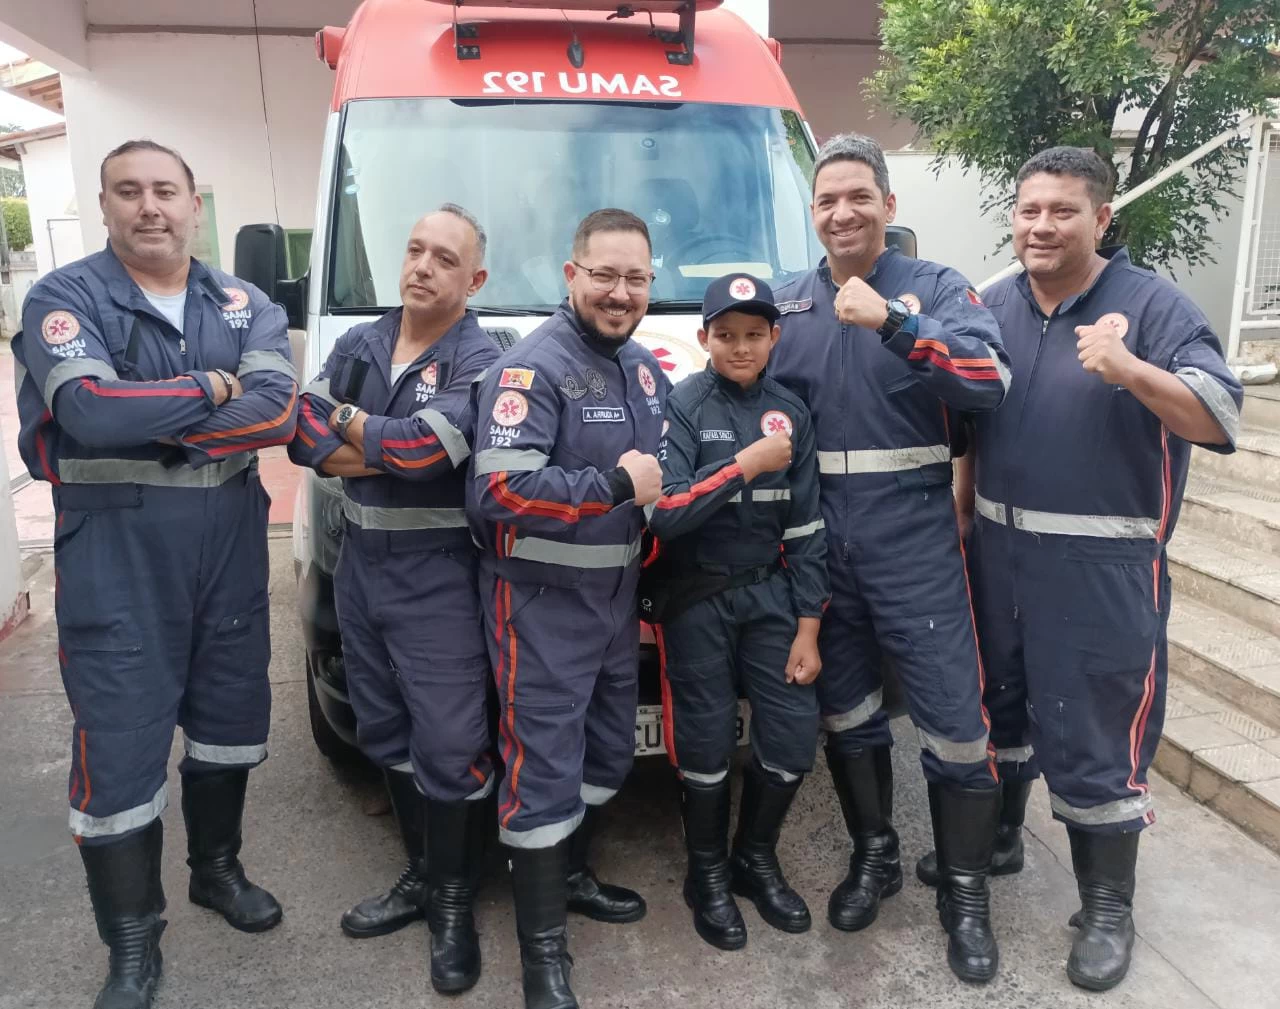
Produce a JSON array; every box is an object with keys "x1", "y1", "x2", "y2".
[
  {"x1": 1243, "y1": 383, "x2": 1280, "y2": 434},
  {"x1": 1181, "y1": 472, "x2": 1280, "y2": 554},
  {"x1": 1167, "y1": 595, "x2": 1280, "y2": 732},
  {"x1": 1167, "y1": 526, "x2": 1280, "y2": 638},
  {"x1": 1155, "y1": 673, "x2": 1280, "y2": 854},
  {"x1": 1192, "y1": 425, "x2": 1280, "y2": 494}
]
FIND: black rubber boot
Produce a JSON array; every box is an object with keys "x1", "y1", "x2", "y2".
[
  {"x1": 930, "y1": 782, "x2": 1000, "y2": 983},
  {"x1": 182, "y1": 769, "x2": 282, "y2": 933},
  {"x1": 79, "y1": 819, "x2": 167, "y2": 1009},
  {"x1": 680, "y1": 776, "x2": 747, "y2": 950},
  {"x1": 341, "y1": 768, "x2": 428, "y2": 938},
  {"x1": 917, "y1": 778, "x2": 1031, "y2": 887},
  {"x1": 826, "y1": 745, "x2": 902, "y2": 931},
  {"x1": 566, "y1": 805, "x2": 645, "y2": 924},
  {"x1": 729, "y1": 759, "x2": 811, "y2": 933},
  {"x1": 426, "y1": 797, "x2": 486, "y2": 994},
  {"x1": 1066, "y1": 828, "x2": 1139, "y2": 991},
  {"x1": 509, "y1": 838, "x2": 578, "y2": 1009}
]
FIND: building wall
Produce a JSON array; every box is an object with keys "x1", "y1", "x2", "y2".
[
  {"x1": 60, "y1": 32, "x2": 334, "y2": 271},
  {"x1": 20, "y1": 133, "x2": 82, "y2": 274}
]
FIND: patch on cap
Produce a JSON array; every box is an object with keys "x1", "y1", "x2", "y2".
[{"x1": 730, "y1": 277, "x2": 757, "y2": 301}]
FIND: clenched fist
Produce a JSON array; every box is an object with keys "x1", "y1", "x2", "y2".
[
  {"x1": 834, "y1": 275, "x2": 891, "y2": 330},
  {"x1": 617, "y1": 449, "x2": 663, "y2": 506},
  {"x1": 736, "y1": 431, "x2": 793, "y2": 481},
  {"x1": 1076, "y1": 319, "x2": 1137, "y2": 386}
]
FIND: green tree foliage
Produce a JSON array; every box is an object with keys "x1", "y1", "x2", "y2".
[
  {"x1": 0, "y1": 122, "x2": 26, "y2": 198},
  {"x1": 1, "y1": 198, "x2": 33, "y2": 250},
  {"x1": 870, "y1": 0, "x2": 1280, "y2": 270}
]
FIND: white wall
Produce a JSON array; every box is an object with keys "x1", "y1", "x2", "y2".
[
  {"x1": 20, "y1": 133, "x2": 82, "y2": 275},
  {"x1": 0, "y1": 0, "x2": 88, "y2": 71},
  {"x1": 61, "y1": 33, "x2": 334, "y2": 270}
]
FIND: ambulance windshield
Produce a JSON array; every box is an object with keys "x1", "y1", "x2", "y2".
[{"x1": 328, "y1": 98, "x2": 821, "y2": 313}]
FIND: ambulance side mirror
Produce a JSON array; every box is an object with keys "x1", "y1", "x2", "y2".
[
  {"x1": 235, "y1": 223, "x2": 307, "y2": 330},
  {"x1": 886, "y1": 225, "x2": 917, "y2": 259}
]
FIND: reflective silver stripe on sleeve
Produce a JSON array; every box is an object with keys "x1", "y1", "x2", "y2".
[
  {"x1": 727, "y1": 492, "x2": 743, "y2": 503},
  {"x1": 752, "y1": 488, "x2": 791, "y2": 502},
  {"x1": 341, "y1": 494, "x2": 468, "y2": 531},
  {"x1": 184, "y1": 737, "x2": 268, "y2": 765},
  {"x1": 45, "y1": 357, "x2": 118, "y2": 406},
  {"x1": 680, "y1": 768, "x2": 729, "y2": 784},
  {"x1": 473, "y1": 448, "x2": 550, "y2": 475},
  {"x1": 974, "y1": 492, "x2": 1006, "y2": 525},
  {"x1": 994, "y1": 745, "x2": 1035, "y2": 763},
  {"x1": 643, "y1": 502, "x2": 656, "y2": 522},
  {"x1": 580, "y1": 783, "x2": 617, "y2": 806},
  {"x1": 817, "y1": 444, "x2": 950, "y2": 475},
  {"x1": 1176, "y1": 367, "x2": 1240, "y2": 445},
  {"x1": 413, "y1": 407, "x2": 470, "y2": 466},
  {"x1": 1012, "y1": 506, "x2": 1159, "y2": 539},
  {"x1": 237, "y1": 349, "x2": 297, "y2": 382},
  {"x1": 465, "y1": 773, "x2": 496, "y2": 801},
  {"x1": 917, "y1": 727, "x2": 991, "y2": 765},
  {"x1": 989, "y1": 345, "x2": 1012, "y2": 392},
  {"x1": 508, "y1": 535, "x2": 643, "y2": 569},
  {"x1": 500, "y1": 808, "x2": 586, "y2": 849},
  {"x1": 303, "y1": 378, "x2": 336, "y2": 401},
  {"x1": 389, "y1": 761, "x2": 414, "y2": 774},
  {"x1": 1049, "y1": 790, "x2": 1152, "y2": 827},
  {"x1": 59, "y1": 452, "x2": 254, "y2": 488},
  {"x1": 69, "y1": 782, "x2": 168, "y2": 839},
  {"x1": 820, "y1": 688, "x2": 883, "y2": 733},
  {"x1": 782, "y1": 518, "x2": 825, "y2": 540}
]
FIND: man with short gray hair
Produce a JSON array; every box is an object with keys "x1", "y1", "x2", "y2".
[{"x1": 770, "y1": 132, "x2": 1012, "y2": 983}]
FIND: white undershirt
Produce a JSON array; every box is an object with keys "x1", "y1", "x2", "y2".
[
  {"x1": 141, "y1": 287, "x2": 187, "y2": 333},
  {"x1": 390, "y1": 362, "x2": 411, "y2": 384}
]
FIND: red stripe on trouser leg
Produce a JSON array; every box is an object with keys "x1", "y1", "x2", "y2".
[{"x1": 500, "y1": 581, "x2": 526, "y2": 829}]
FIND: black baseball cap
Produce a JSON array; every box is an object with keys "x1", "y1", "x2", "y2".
[{"x1": 702, "y1": 273, "x2": 780, "y2": 327}]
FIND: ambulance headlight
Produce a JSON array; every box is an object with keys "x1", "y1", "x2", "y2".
[{"x1": 309, "y1": 474, "x2": 346, "y2": 576}]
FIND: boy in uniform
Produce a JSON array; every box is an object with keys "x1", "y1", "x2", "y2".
[{"x1": 646, "y1": 273, "x2": 828, "y2": 950}]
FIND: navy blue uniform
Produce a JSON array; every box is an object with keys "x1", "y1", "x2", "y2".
[
  {"x1": 289, "y1": 309, "x2": 497, "y2": 802},
  {"x1": 13, "y1": 245, "x2": 297, "y2": 844},
  {"x1": 769, "y1": 250, "x2": 1010, "y2": 787},
  {"x1": 650, "y1": 365, "x2": 828, "y2": 781},
  {"x1": 467, "y1": 303, "x2": 668, "y2": 849},
  {"x1": 971, "y1": 247, "x2": 1242, "y2": 832}
]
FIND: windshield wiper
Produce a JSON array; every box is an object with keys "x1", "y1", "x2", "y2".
[
  {"x1": 471, "y1": 305, "x2": 556, "y2": 317},
  {"x1": 645, "y1": 300, "x2": 703, "y2": 314}
]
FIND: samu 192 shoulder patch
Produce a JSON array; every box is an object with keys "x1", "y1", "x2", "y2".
[
  {"x1": 42, "y1": 310, "x2": 80, "y2": 345},
  {"x1": 776, "y1": 298, "x2": 812, "y2": 316}
]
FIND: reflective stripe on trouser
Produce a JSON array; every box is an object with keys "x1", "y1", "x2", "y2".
[
  {"x1": 660, "y1": 573, "x2": 818, "y2": 780},
  {"x1": 817, "y1": 490, "x2": 994, "y2": 788},
  {"x1": 481, "y1": 559, "x2": 639, "y2": 849},
  {"x1": 54, "y1": 474, "x2": 272, "y2": 845},
  {"x1": 969, "y1": 518, "x2": 1168, "y2": 833},
  {"x1": 334, "y1": 541, "x2": 492, "y2": 803}
]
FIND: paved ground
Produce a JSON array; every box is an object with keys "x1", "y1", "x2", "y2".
[{"x1": 3, "y1": 539, "x2": 1280, "y2": 1009}]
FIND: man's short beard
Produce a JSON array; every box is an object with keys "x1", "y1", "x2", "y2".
[{"x1": 570, "y1": 291, "x2": 641, "y2": 345}]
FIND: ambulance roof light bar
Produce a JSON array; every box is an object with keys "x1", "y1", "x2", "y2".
[{"x1": 442, "y1": 1, "x2": 703, "y2": 65}]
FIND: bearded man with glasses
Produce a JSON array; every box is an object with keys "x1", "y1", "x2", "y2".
[{"x1": 467, "y1": 209, "x2": 668, "y2": 1009}]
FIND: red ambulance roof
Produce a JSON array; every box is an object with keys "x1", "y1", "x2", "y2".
[{"x1": 326, "y1": 0, "x2": 800, "y2": 112}]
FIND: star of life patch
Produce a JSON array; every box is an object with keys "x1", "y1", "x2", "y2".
[
  {"x1": 492, "y1": 390, "x2": 529, "y2": 426},
  {"x1": 760, "y1": 410, "x2": 793, "y2": 437},
  {"x1": 422, "y1": 361, "x2": 439, "y2": 387},
  {"x1": 637, "y1": 363, "x2": 657, "y2": 397},
  {"x1": 900, "y1": 293, "x2": 922, "y2": 315},
  {"x1": 41, "y1": 310, "x2": 80, "y2": 345},
  {"x1": 730, "y1": 277, "x2": 757, "y2": 300},
  {"x1": 222, "y1": 287, "x2": 250, "y2": 312},
  {"x1": 1096, "y1": 312, "x2": 1130, "y2": 338},
  {"x1": 500, "y1": 367, "x2": 536, "y2": 390}
]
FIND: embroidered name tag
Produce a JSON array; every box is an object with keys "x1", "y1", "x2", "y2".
[
  {"x1": 582, "y1": 406, "x2": 625, "y2": 423},
  {"x1": 700, "y1": 429, "x2": 735, "y2": 442},
  {"x1": 776, "y1": 298, "x2": 812, "y2": 315}
]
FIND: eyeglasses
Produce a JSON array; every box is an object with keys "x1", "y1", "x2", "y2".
[{"x1": 572, "y1": 262, "x2": 655, "y2": 293}]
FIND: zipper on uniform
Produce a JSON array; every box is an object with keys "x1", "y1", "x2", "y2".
[{"x1": 179, "y1": 337, "x2": 187, "y2": 357}]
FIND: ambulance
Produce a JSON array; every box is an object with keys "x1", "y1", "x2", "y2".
[{"x1": 234, "y1": 0, "x2": 890, "y2": 764}]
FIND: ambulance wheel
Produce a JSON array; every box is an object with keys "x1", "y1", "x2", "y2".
[{"x1": 306, "y1": 658, "x2": 365, "y2": 766}]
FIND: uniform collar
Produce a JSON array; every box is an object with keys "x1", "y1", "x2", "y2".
[
  {"x1": 707, "y1": 361, "x2": 765, "y2": 399},
  {"x1": 97, "y1": 242, "x2": 228, "y2": 313},
  {"x1": 554, "y1": 300, "x2": 630, "y2": 361},
  {"x1": 1014, "y1": 245, "x2": 1131, "y2": 316},
  {"x1": 371, "y1": 307, "x2": 474, "y2": 375},
  {"x1": 817, "y1": 246, "x2": 898, "y2": 289}
]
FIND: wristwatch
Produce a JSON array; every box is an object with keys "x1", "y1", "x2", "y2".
[
  {"x1": 877, "y1": 298, "x2": 912, "y2": 339},
  {"x1": 333, "y1": 403, "x2": 360, "y2": 439},
  {"x1": 213, "y1": 368, "x2": 235, "y2": 401}
]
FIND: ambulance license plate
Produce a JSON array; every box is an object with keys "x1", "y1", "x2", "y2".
[{"x1": 634, "y1": 701, "x2": 750, "y2": 757}]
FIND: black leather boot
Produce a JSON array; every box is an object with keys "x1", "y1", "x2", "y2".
[
  {"x1": 566, "y1": 804, "x2": 645, "y2": 923},
  {"x1": 917, "y1": 778, "x2": 1031, "y2": 887},
  {"x1": 681, "y1": 776, "x2": 747, "y2": 950},
  {"x1": 930, "y1": 782, "x2": 1000, "y2": 983},
  {"x1": 341, "y1": 768, "x2": 429, "y2": 938},
  {"x1": 1066, "y1": 827, "x2": 1139, "y2": 991},
  {"x1": 729, "y1": 759, "x2": 810, "y2": 933},
  {"x1": 510, "y1": 838, "x2": 578, "y2": 1009},
  {"x1": 826, "y1": 745, "x2": 902, "y2": 931},
  {"x1": 79, "y1": 819, "x2": 167, "y2": 1009},
  {"x1": 425, "y1": 797, "x2": 486, "y2": 993},
  {"x1": 182, "y1": 768, "x2": 282, "y2": 933}
]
